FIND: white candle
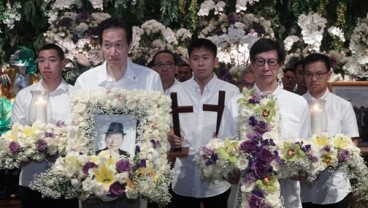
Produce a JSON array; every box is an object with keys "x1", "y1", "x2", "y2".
[
  {"x1": 35, "y1": 96, "x2": 47, "y2": 123},
  {"x1": 310, "y1": 102, "x2": 323, "y2": 134}
]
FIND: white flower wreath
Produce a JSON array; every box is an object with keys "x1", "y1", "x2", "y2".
[{"x1": 30, "y1": 88, "x2": 173, "y2": 204}]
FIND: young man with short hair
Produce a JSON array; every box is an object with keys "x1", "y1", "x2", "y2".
[
  {"x1": 301, "y1": 53, "x2": 359, "y2": 208},
  {"x1": 11, "y1": 43, "x2": 77, "y2": 208},
  {"x1": 168, "y1": 38, "x2": 240, "y2": 208}
]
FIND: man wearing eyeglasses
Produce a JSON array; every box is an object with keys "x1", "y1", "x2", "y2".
[
  {"x1": 301, "y1": 53, "x2": 359, "y2": 208},
  {"x1": 152, "y1": 50, "x2": 180, "y2": 95},
  {"x1": 219, "y1": 38, "x2": 310, "y2": 208}
]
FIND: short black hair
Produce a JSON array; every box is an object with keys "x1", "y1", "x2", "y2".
[
  {"x1": 98, "y1": 18, "x2": 132, "y2": 45},
  {"x1": 292, "y1": 60, "x2": 304, "y2": 71},
  {"x1": 303, "y1": 53, "x2": 331, "y2": 71},
  {"x1": 188, "y1": 38, "x2": 217, "y2": 58},
  {"x1": 250, "y1": 38, "x2": 286, "y2": 64},
  {"x1": 283, "y1": 67, "x2": 295, "y2": 73},
  {"x1": 38, "y1": 43, "x2": 65, "y2": 60},
  {"x1": 152, "y1": 49, "x2": 177, "y2": 65}
]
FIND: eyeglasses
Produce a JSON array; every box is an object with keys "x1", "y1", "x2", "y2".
[
  {"x1": 154, "y1": 62, "x2": 175, "y2": 69},
  {"x1": 303, "y1": 71, "x2": 329, "y2": 79},
  {"x1": 253, "y1": 58, "x2": 280, "y2": 67}
]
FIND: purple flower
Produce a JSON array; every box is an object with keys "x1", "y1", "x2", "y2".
[
  {"x1": 254, "y1": 121, "x2": 269, "y2": 134},
  {"x1": 227, "y1": 14, "x2": 238, "y2": 25},
  {"x1": 136, "y1": 159, "x2": 146, "y2": 168},
  {"x1": 248, "y1": 193, "x2": 263, "y2": 208},
  {"x1": 135, "y1": 145, "x2": 140, "y2": 154},
  {"x1": 82, "y1": 162, "x2": 97, "y2": 175},
  {"x1": 116, "y1": 160, "x2": 131, "y2": 173},
  {"x1": 253, "y1": 163, "x2": 268, "y2": 179},
  {"x1": 77, "y1": 11, "x2": 90, "y2": 22},
  {"x1": 240, "y1": 140, "x2": 257, "y2": 153},
  {"x1": 308, "y1": 154, "x2": 318, "y2": 163},
  {"x1": 338, "y1": 150, "x2": 350, "y2": 163},
  {"x1": 249, "y1": 116, "x2": 257, "y2": 126},
  {"x1": 45, "y1": 131, "x2": 54, "y2": 138},
  {"x1": 9, "y1": 141, "x2": 20, "y2": 154},
  {"x1": 323, "y1": 146, "x2": 331, "y2": 152},
  {"x1": 258, "y1": 148, "x2": 274, "y2": 164},
  {"x1": 109, "y1": 182, "x2": 126, "y2": 197},
  {"x1": 150, "y1": 139, "x2": 160, "y2": 148},
  {"x1": 56, "y1": 120, "x2": 65, "y2": 127},
  {"x1": 57, "y1": 17, "x2": 73, "y2": 28},
  {"x1": 36, "y1": 139, "x2": 47, "y2": 151}
]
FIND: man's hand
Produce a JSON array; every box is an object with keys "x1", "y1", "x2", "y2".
[
  {"x1": 168, "y1": 128, "x2": 183, "y2": 149},
  {"x1": 226, "y1": 168, "x2": 241, "y2": 184}
]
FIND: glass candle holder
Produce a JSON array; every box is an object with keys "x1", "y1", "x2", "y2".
[
  {"x1": 29, "y1": 90, "x2": 50, "y2": 124},
  {"x1": 309, "y1": 99, "x2": 327, "y2": 134}
]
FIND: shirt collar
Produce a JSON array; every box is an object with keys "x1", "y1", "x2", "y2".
[
  {"x1": 254, "y1": 83, "x2": 282, "y2": 97},
  {"x1": 103, "y1": 58, "x2": 138, "y2": 82},
  {"x1": 37, "y1": 79, "x2": 69, "y2": 93},
  {"x1": 191, "y1": 73, "x2": 218, "y2": 93},
  {"x1": 305, "y1": 89, "x2": 330, "y2": 101}
]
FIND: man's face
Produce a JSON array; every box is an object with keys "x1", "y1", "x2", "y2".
[
  {"x1": 153, "y1": 53, "x2": 176, "y2": 84},
  {"x1": 281, "y1": 70, "x2": 296, "y2": 91},
  {"x1": 105, "y1": 133, "x2": 124, "y2": 151},
  {"x1": 177, "y1": 65, "x2": 192, "y2": 82},
  {"x1": 251, "y1": 50, "x2": 281, "y2": 89},
  {"x1": 37, "y1": 49, "x2": 64, "y2": 82},
  {"x1": 295, "y1": 64, "x2": 306, "y2": 88},
  {"x1": 304, "y1": 61, "x2": 331, "y2": 97},
  {"x1": 189, "y1": 47, "x2": 217, "y2": 82},
  {"x1": 101, "y1": 28, "x2": 131, "y2": 69},
  {"x1": 238, "y1": 72, "x2": 255, "y2": 91}
]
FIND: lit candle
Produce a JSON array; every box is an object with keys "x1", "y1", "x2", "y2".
[
  {"x1": 310, "y1": 102, "x2": 323, "y2": 134},
  {"x1": 35, "y1": 96, "x2": 47, "y2": 123}
]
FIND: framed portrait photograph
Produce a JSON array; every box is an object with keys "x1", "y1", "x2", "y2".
[
  {"x1": 328, "y1": 81, "x2": 368, "y2": 151},
  {"x1": 95, "y1": 115, "x2": 137, "y2": 157}
]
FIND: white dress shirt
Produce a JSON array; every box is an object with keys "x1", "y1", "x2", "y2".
[
  {"x1": 169, "y1": 75, "x2": 240, "y2": 198},
  {"x1": 301, "y1": 90, "x2": 359, "y2": 204},
  {"x1": 11, "y1": 79, "x2": 74, "y2": 187},
  {"x1": 74, "y1": 59, "x2": 163, "y2": 91},
  {"x1": 219, "y1": 84, "x2": 311, "y2": 208},
  {"x1": 164, "y1": 78, "x2": 180, "y2": 96}
]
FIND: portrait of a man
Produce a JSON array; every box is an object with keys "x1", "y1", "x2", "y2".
[
  {"x1": 95, "y1": 115, "x2": 137, "y2": 157},
  {"x1": 96, "y1": 122, "x2": 129, "y2": 156}
]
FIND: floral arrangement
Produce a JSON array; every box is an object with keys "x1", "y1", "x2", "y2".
[
  {"x1": 0, "y1": 121, "x2": 68, "y2": 169},
  {"x1": 346, "y1": 14, "x2": 368, "y2": 78},
  {"x1": 198, "y1": 11, "x2": 274, "y2": 66},
  {"x1": 0, "y1": 2, "x2": 21, "y2": 32},
  {"x1": 43, "y1": 10, "x2": 110, "y2": 82},
  {"x1": 195, "y1": 138, "x2": 241, "y2": 182},
  {"x1": 30, "y1": 88, "x2": 173, "y2": 204},
  {"x1": 297, "y1": 13, "x2": 327, "y2": 52},
  {"x1": 311, "y1": 133, "x2": 368, "y2": 203},
  {"x1": 275, "y1": 140, "x2": 323, "y2": 182},
  {"x1": 131, "y1": 19, "x2": 192, "y2": 65}
]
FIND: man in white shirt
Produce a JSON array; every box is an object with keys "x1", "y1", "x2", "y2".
[
  {"x1": 219, "y1": 38, "x2": 310, "y2": 208},
  {"x1": 11, "y1": 43, "x2": 77, "y2": 208},
  {"x1": 73, "y1": 18, "x2": 163, "y2": 208},
  {"x1": 74, "y1": 18, "x2": 162, "y2": 91},
  {"x1": 152, "y1": 50, "x2": 180, "y2": 95},
  {"x1": 168, "y1": 38, "x2": 240, "y2": 208},
  {"x1": 301, "y1": 53, "x2": 359, "y2": 208}
]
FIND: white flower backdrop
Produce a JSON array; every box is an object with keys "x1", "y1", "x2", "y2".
[{"x1": 0, "y1": 0, "x2": 367, "y2": 87}]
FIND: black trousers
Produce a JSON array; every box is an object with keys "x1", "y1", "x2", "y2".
[
  {"x1": 167, "y1": 188, "x2": 231, "y2": 208},
  {"x1": 20, "y1": 186, "x2": 79, "y2": 208},
  {"x1": 302, "y1": 194, "x2": 349, "y2": 208}
]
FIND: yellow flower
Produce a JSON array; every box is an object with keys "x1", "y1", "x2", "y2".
[
  {"x1": 94, "y1": 164, "x2": 116, "y2": 188},
  {"x1": 331, "y1": 134, "x2": 351, "y2": 149},
  {"x1": 322, "y1": 152, "x2": 336, "y2": 167},
  {"x1": 312, "y1": 133, "x2": 329, "y2": 147}
]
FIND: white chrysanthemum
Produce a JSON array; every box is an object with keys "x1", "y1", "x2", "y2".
[{"x1": 284, "y1": 35, "x2": 300, "y2": 51}]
